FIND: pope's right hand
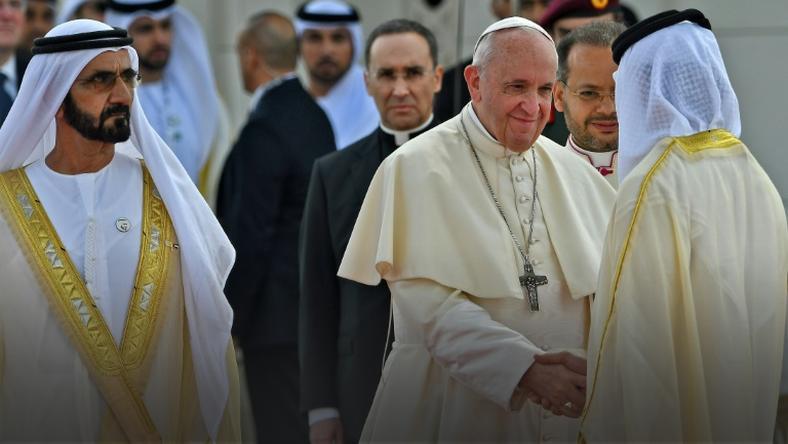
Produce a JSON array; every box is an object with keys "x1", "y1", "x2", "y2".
[
  {"x1": 520, "y1": 351, "x2": 587, "y2": 418},
  {"x1": 310, "y1": 417, "x2": 344, "y2": 444}
]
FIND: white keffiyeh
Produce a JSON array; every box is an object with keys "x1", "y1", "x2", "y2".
[
  {"x1": 105, "y1": 1, "x2": 221, "y2": 182},
  {"x1": 614, "y1": 21, "x2": 741, "y2": 180},
  {"x1": 295, "y1": 0, "x2": 379, "y2": 149},
  {"x1": 0, "y1": 19, "x2": 234, "y2": 441}
]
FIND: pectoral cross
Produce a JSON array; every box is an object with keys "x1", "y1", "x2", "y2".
[{"x1": 520, "y1": 261, "x2": 547, "y2": 312}]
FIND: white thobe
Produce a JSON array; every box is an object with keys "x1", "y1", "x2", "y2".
[
  {"x1": 582, "y1": 130, "x2": 788, "y2": 442},
  {"x1": 26, "y1": 152, "x2": 142, "y2": 342}
]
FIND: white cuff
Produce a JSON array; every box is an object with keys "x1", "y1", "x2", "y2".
[{"x1": 308, "y1": 407, "x2": 340, "y2": 426}]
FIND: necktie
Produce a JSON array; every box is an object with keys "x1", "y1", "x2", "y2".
[{"x1": 0, "y1": 72, "x2": 14, "y2": 126}]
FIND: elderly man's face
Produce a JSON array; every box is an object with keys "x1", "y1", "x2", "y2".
[
  {"x1": 301, "y1": 27, "x2": 353, "y2": 87},
  {"x1": 466, "y1": 30, "x2": 556, "y2": 152},
  {"x1": 22, "y1": 0, "x2": 54, "y2": 50},
  {"x1": 555, "y1": 43, "x2": 618, "y2": 152},
  {"x1": 365, "y1": 32, "x2": 443, "y2": 131},
  {"x1": 128, "y1": 16, "x2": 172, "y2": 73},
  {"x1": 0, "y1": 0, "x2": 23, "y2": 51},
  {"x1": 61, "y1": 50, "x2": 135, "y2": 143}
]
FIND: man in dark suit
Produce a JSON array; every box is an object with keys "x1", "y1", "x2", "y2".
[
  {"x1": 0, "y1": 0, "x2": 27, "y2": 126},
  {"x1": 218, "y1": 11, "x2": 335, "y2": 444},
  {"x1": 299, "y1": 19, "x2": 443, "y2": 444}
]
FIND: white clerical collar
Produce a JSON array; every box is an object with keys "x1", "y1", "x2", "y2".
[
  {"x1": 468, "y1": 104, "x2": 499, "y2": 143},
  {"x1": 249, "y1": 72, "x2": 297, "y2": 111},
  {"x1": 566, "y1": 134, "x2": 617, "y2": 171},
  {"x1": 380, "y1": 114, "x2": 434, "y2": 146}
]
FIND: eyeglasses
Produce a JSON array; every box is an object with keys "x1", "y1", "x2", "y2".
[
  {"x1": 560, "y1": 81, "x2": 615, "y2": 104},
  {"x1": 75, "y1": 69, "x2": 141, "y2": 93}
]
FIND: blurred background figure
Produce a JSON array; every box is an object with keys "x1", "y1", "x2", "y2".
[
  {"x1": 491, "y1": 0, "x2": 551, "y2": 22},
  {"x1": 104, "y1": 0, "x2": 230, "y2": 208},
  {"x1": 0, "y1": 0, "x2": 27, "y2": 126},
  {"x1": 20, "y1": 0, "x2": 54, "y2": 50},
  {"x1": 295, "y1": 0, "x2": 378, "y2": 149},
  {"x1": 219, "y1": 9, "x2": 335, "y2": 444},
  {"x1": 540, "y1": 0, "x2": 622, "y2": 41},
  {"x1": 434, "y1": 0, "x2": 551, "y2": 124},
  {"x1": 56, "y1": 0, "x2": 106, "y2": 23}
]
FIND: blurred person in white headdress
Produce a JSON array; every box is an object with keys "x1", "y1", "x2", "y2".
[
  {"x1": 337, "y1": 16, "x2": 615, "y2": 442},
  {"x1": 104, "y1": 0, "x2": 230, "y2": 209},
  {"x1": 0, "y1": 19, "x2": 239, "y2": 442},
  {"x1": 20, "y1": 0, "x2": 55, "y2": 50},
  {"x1": 295, "y1": 0, "x2": 378, "y2": 149},
  {"x1": 56, "y1": 0, "x2": 107, "y2": 23},
  {"x1": 581, "y1": 9, "x2": 787, "y2": 443}
]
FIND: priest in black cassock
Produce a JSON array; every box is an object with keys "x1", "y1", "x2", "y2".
[
  {"x1": 298, "y1": 19, "x2": 443, "y2": 444},
  {"x1": 217, "y1": 11, "x2": 335, "y2": 444}
]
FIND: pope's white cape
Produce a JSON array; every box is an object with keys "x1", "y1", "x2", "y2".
[{"x1": 339, "y1": 104, "x2": 614, "y2": 300}]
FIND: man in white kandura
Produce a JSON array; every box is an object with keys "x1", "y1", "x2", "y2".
[
  {"x1": 581, "y1": 9, "x2": 788, "y2": 443},
  {"x1": 104, "y1": 0, "x2": 230, "y2": 207},
  {"x1": 338, "y1": 16, "x2": 615, "y2": 442},
  {"x1": 295, "y1": 0, "x2": 379, "y2": 149},
  {"x1": 0, "y1": 19, "x2": 239, "y2": 442}
]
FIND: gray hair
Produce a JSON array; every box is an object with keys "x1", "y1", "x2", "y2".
[
  {"x1": 556, "y1": 21, "x2": 626, "y2": 83},
  {"x1": 472, "y1": 26, "x2": 554, "y2": 73}
]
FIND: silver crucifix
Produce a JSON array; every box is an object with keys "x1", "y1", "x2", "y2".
[{"x1": 520, "y1": 262, "x2": 547, "y2": 312}]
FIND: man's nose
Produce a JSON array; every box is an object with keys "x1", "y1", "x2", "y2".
[
  {"x1": 391, "y1": 77, "x2": 409, "y2": 97},
  {"x1": 153, "y1": 27, "x2": 168, "y2": 44},
  {"x1": 597, "y1": 94, "x2": 616, "y2": 113},
  {"x1": 518, "y1": 93, "x2": 539, "y2": 116},
  {"x1": 109, "y1": 76, "x2": 133, "y2": 103}
]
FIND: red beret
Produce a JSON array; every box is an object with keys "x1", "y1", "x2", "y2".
[{"x1": 539, "y1": 0, "x2": 620, "y2": 33}]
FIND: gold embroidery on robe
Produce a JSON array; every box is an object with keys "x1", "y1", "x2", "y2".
[
  {"x1": 0, "y1": 163, "x2": 176, "y2": 442},
  {"x1": 121, "y1": 166, "x2": 173, "y2": 370}
]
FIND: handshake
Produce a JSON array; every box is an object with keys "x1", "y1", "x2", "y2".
[{"x1": 519, "y1": 351, "x2": 587, "y2": 418}]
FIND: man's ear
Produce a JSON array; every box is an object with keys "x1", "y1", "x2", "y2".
[
  {"x1": 432, "y1": 64, "x2": 445, "y2": 94},
  {"x1": 363, "y1": 69, "x2": 372, "y2": 95},
  {"x1": 464, "y1": 64, "x2": 481, "y2": 102},
  {"x1": 554, "y1": 81, "x2": 566, "y2": 112}
]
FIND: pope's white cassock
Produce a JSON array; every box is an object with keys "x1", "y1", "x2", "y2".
[
  {"x1": 581, "y1": 19, "x2": 788, "y2": 443},
  {"x1": 338, "y1": 103, "x2": 615, "y2": 442},
  {"x1": 0, "y1": 20, "x2": 239, "y2": 442}
]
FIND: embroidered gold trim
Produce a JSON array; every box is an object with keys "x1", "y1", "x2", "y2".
[
  {"x1": 0, "y1": 169, "x2": 124, "y2": 374},
  {"x1": 579, "y1": 140, "x2": 676, "y2": 430},
  {"x1": 674, "y1": 128, "x2": 740, "y2": 154},
  {"x1": 0, "y1": 165, "x2": 171, "y2": 441},
  {"x1": 121, "y1": 166, "x2": 172, "y2": 368}
]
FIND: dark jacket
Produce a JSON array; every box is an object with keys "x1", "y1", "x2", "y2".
[
  {"x1": 298, "y1": 125, "x2": 431, "y2": 443},
  {"x1": 219, "y1": 77, "x2": 335, "y2": 348}
]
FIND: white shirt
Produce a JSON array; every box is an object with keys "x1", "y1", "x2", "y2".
[{"x1": 25, "y1": 152, "x2": 143, "y2": 343}]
